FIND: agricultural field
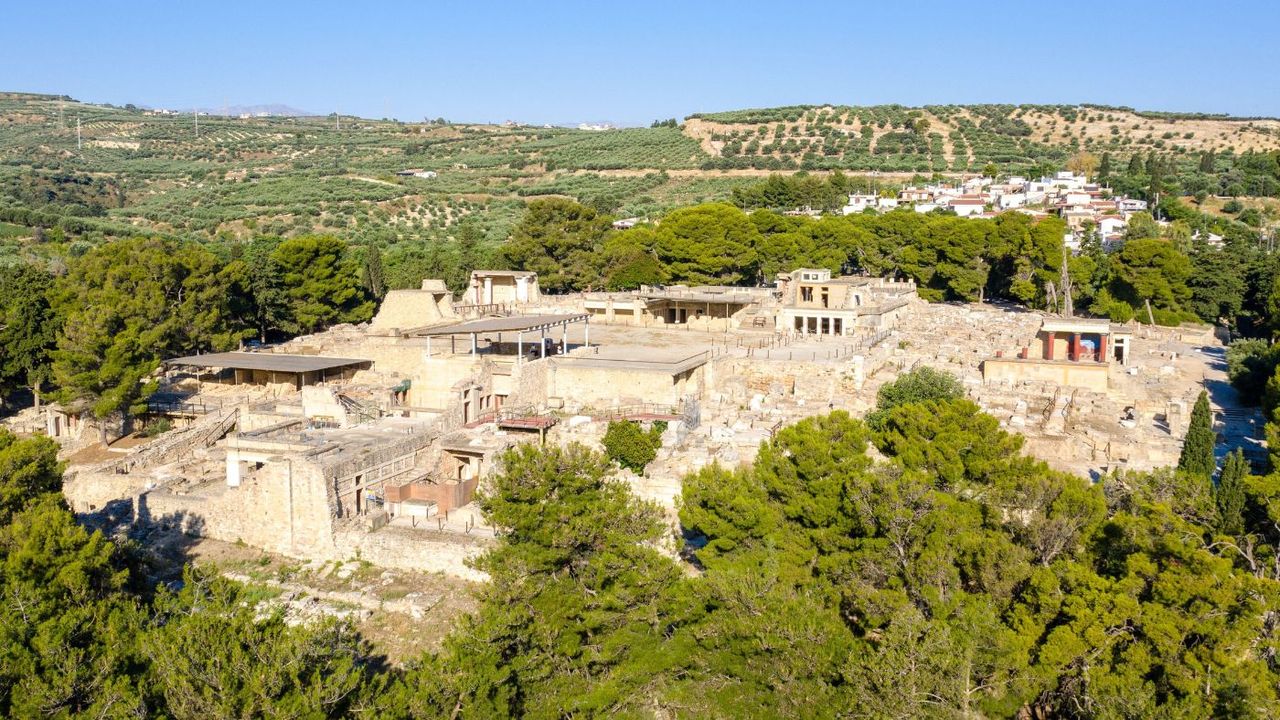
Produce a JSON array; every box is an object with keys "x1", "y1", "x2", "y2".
[
  {"x1": 0, "y1": 92, "x2": 1277, "y2": 262},
  {"x1": 687, "y1": 103, "x2": 1280, "y2": 172}
]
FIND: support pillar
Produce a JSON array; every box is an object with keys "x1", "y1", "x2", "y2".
[
  {"x1": 517, "y1": 332, "x2": 523, "y2": 363},
  {"x1": 1045, "y1": 331, "x2": 1055, "y2": 360},
  {"x1": 1097, "y1": 334, "x2": 1108, "y2": 363},
  {"x1": 540, "y1": 329, "x2": 546, "y2": 358},
  {"x1": 471, "y1": 333, "x2": 477, "y2": 356},
  {"x1": 225, "y1": 451, "x2": 242, "y2": 488},
  {"x1": 584, "y1": 318, "x2": 590, "y2": 349},
  {"x1": 1071, "y1": 333, "x2": 1080, "y2": 362}
]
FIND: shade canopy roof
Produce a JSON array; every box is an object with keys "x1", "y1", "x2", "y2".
[
  {"x1": 163, "y1": 352, "x2": 371, "y2": 374},
  {"x1": 406, "y1": 313, "x2": 588, "y2": 337}
]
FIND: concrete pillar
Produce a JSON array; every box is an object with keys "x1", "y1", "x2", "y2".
[
  {"x1": 584, "y1": 318, "x2": 590, "y2": 348},
  {"x1": 517, "y1": 332, "x2": 523, "y2": 363},
  {"x1": 483, "y1": 276, "x2": 493, "y2": 304},
  {"x1": 515, "y1": 275, "x2": 528, "y2": 303},
  {"x1": 225, "y1": 451, "x2": 242, "y2": 487}
]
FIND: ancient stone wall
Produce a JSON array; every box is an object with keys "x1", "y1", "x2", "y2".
[{"x1": 333, "y1": 525, "x2": 489, "y2": 581}]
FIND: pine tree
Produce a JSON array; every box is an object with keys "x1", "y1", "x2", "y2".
[
  {"x1": 1178, "y1": 390, "x2": 1216, "y2": 480},
  {"x1": 1216, "y1": 448, "x2": 1248, "y2": 535}
]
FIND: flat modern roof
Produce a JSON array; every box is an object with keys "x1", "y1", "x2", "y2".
[
  {"x1": 639, "y1": 291, "x2": 759, "y2": 304},
  {"x1": 163, "y1": 351, "x2": 371, "y2": 373},
  {"x1": 555, "y1": 347, "x2": 710, "y2": 374},
  {"x1": 407, "y1": 313, "x2": 589, "y2": 337},
  {"x1": 471, "y1": 270, "x2": 536, "y2": 277},
  {"x1": 1041, "y1": 318, "x2": 1113, "y2": 334}
]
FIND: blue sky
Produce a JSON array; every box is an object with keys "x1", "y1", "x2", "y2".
[{"x1": 4, "y1": 1, "x2": 1278, "y2": 125}]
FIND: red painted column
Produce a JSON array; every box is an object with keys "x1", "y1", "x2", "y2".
[
  {"x1": 1071, "y1": 333, "x2": 1080, "y2": 361},
  {"x1": 1097, "y1": 334, "x2": 1108, "y2": 363},
  {"x1": 1045, "y1": 331, "x2": 1055, "y2": 360}
]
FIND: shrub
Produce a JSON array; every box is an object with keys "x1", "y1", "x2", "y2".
[
  {"x1": 602, "y1": 420, "x2": 663, "y2": 473},
  {"x1": 866, "y1": 366, "x2": 963, "y2": 429}
]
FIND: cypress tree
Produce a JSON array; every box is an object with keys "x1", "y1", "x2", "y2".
[
  {"x1": 1216, "y1": 448, "x2": 1248, "y2": 535},
  {"x1": 1178, "y1": 390, "x2": 1216, "y2": 480},
  {"x1": 361, "y1": 243, "x2": 386, "y2": 300}
]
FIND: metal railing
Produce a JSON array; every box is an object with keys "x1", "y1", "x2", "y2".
[{"x1": 593, "y1": 403, "x2": 684, "y2": 422}]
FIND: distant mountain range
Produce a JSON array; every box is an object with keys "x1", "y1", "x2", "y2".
[{"x1": 166, "y1": 103, "x2": 317, "y2": 117}]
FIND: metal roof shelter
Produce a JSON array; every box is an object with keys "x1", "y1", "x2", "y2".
[
  {"x1": 164, "y1": 352, "x2": 371, "y2": 373},
  {"x1": 163, "y1": 352, "x2": 372, "y2": 388},
  {"x1": 405, "y1": 314, "x2": 590, "y2": 360}
]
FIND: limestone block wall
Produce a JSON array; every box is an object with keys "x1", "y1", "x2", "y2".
[
  {"x1": 982, "y1": 359, "x2": 1109, "y2": 393},
  {"x1": 332, "y1": 526, "x2": 489, "y2": 581},
  {"x1": 369, "y1": 289, "x2": 457, "y2": 334},
  {"x1": 64, "y1": 470, "x2": 155, "y2": 514},
  {"x1": 139, "y1": 458, "x2": 338, "y2": 558},
  {"x1": 508, "y1": 358, "x2": 551, "y2": 408},
  {"x1": 544, "y1": 363, "x2": 692, "y2": 411},
  {"x1": 412, "y1": 356, "x2": 485, "y2": 409},
  {"x1": 351, "y1": 339, "x2": 432, "y2": 378}
]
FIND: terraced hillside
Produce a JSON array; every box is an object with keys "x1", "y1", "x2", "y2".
[
  {"x1": 688, "y1": 104, "x2": 1280, "y2": 172},
  {"x1": 0, "y1": 92, "x2": 1277, "y2": 256}
]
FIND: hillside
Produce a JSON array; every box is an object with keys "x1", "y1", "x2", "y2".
[
  {"x1": 687, "y1": 104, "x2": 1280, "y2": 172},
  {"x1": 0, "y1": 92, "x2": 1277, "y2": 255}
]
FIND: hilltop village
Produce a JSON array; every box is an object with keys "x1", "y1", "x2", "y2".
[
  {"x1": 23, "y1": 266, "x2": 1249, "y2": 578},
  {"x1": 836, "y1": 170, "x2": 1159, "y2": 250}
]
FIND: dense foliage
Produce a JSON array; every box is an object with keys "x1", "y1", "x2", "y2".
[
  {"x1": 498, "y1": 195, "x2": 1271, "y2": 334},
  {"x1": 0, "y1": 234, "x2": 374, "y2": 433},
  {"x1": 601, "y1": 420, "x2": 665, "y2": 473}
]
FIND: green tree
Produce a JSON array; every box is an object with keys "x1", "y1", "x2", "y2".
[
  {"x1": 601, "y1": 420, "x2": 663, "y2": 473},
  {"x1": 1216, "y1": 448, "x2": 1248, "y2": 535},
  {"x1": 0, "y1": 496, "x2": 148, "y2": 718},
  {"x1": 0, "y1": 430, "x2": 63, "y2": 526},
  {"x1": 1108, "y1": 237, "x2": 1194, "y2": 323},
  {"x1": 654, "y1": 203, "x2": 761, "y2": 285},
  {"x1": 440, "y1": 443, "x2": 683, "y2": 716},
  {"x1": 49, "y1": 238, "x2": 242, "y2": 437},
  {"x1": 270, "y1": 235, "x2": 374, "y2": 335},
  {"x1": 866, "y1": 365, "x2": 963, "y2": 429},
  {"x1": 360, "y1": 242, "x2": 387, "y2": 300},
  {"x1": 0, "y1": 264, "x2": 58, "y2": 408},
  {"x1": 500, "y1": 198, "x2": 611, "y2": 292},
  {"x1": 1178, "y1": 390, "x2": 1216, "y2": 480},
  {"x1": 144, "y1": 569, "x2": 387, "y2": 719},
  {"x1": 225, "y1": 236, "x2": 290, "y2": 343}
]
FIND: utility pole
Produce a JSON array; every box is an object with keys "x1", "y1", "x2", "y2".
[
  {"x1": 194, "y1": 109, "x2": 199, "y2": 138},
  {"x1": 336, "y1": 112, "x2": 340, "y2": 131}
]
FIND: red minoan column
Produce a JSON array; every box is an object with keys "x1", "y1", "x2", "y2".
[
  {"x1": 1045, "y1": 331, "x2": 1055, "y2": 360},
  {"x1": 1097, "y1": 334, "x2": 1108, "y2": 363},
  {"x1": 1071, "y1": 333, "x2": 1080, "y2": 361}
]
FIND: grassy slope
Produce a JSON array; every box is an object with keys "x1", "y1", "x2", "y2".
[{"x1": 0, "y1": 93, "x2": 1276, "y2": 251}]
